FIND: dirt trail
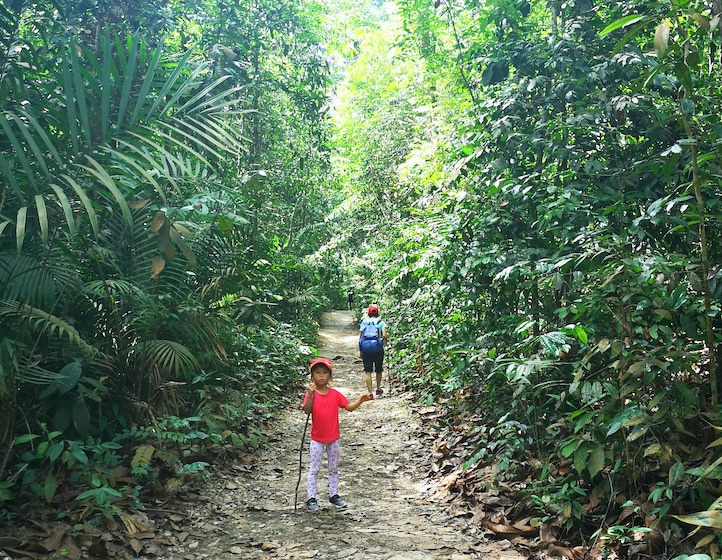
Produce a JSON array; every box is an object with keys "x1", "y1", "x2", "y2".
[{"x1": 157, "y1": 310, "x2": 525, "y2": 560}]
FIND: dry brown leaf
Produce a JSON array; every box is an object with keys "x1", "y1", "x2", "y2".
[
  {"x1": 129, "y1": 538, "x2": 143, "y2": 554},
  {"x1": 150, "y1": 257, "x2": 165, "y2": 278},
  {"x1": 143, "y1": 543, "x2": 165, "y2": 555},
  {"x1": 56, "y1": 536, "x2": 82, "y2": 560},
  {"x1": 150, "y1": 211, "x2": 166, "y2": 233},
  {"x1": 511, "y1": 521, "x2": 535, "y2": 535},
  {"x1": 0, "y1": 547, "x2": 44, "y2": 559},
  {"x1": 481, "y1": 519, "x2": 523, "y2": 539},
  {"x1": 547, "y1": 543, "x2": 574, "y2": 558},
  {"x1": 617, "y1": 503, "x2": 637, "y2": 522},
  {"x1": 118, "y1": 512, "x2": 152, "y2": 535},
  {"x1": 539, "y1": 523, "x2": 558, "y2": 544},
  {"x1": 40, "y1": 524, "x2": 66, "y2": 552}
]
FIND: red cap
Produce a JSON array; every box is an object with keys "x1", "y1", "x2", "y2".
[
  {"x1": 309, "y1": 357, "x2": 333, "y2": 373},
  {"x1": 368, "y1": 304, "x2": 379, "y2": 316}
]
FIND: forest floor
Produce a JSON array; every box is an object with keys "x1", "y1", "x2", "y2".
[
  {"x1": 149, "y1": 310, "x2": 526, "y2": 560},
  {"x1": 0, "y1": 310, "x2": 528, "y2": 560}
]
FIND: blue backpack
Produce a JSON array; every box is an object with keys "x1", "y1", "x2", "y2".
[{"x1": 359, "y1": 319, "x2": 383, "y2": 353}]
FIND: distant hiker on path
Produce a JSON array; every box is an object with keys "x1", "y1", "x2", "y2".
[
  {"x1": 301, "y1": 357, "x2": 372, "y2": 512},
  {"x1": 359, "y1": 304, "x2": 388, "y2": 398},
  {"x1": 347, "y1": 290, "x2": 355, "y2": 310}
]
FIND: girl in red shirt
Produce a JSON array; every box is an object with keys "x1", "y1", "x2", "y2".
[{"x1": 301, "y1": 357, "x2": 372, "y2": 511}]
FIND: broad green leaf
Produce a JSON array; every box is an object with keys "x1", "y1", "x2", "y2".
[
  {"x1": 588, "y1": 445, "x2": 605, "y2": 478},
  {"x1": 644, "y1": 443, "x2": 662, "y2": 457},
  {"x1": 560, "y1": 439, "x2": 579, "y2": 458},
  {"x1": 574, "y1": 410, "x2": 596, "y2": 434},
  {"x1": 574, "y1": 443, "x2": 588, "y2": 475},
  {"x1": 43, "y1": 474, "x2": 57, "y2": 504},
  {"x1": 706, "y1": 436, "x2": 722, "y2": 449},
  {"x1": 681, "y1": 98, "x2": 695, "y2": 118},
  {"x1": 673, "y1": 511, "x2": 722, "y2": 530},
  {"x1": 600, "y1": 14, "x2": 648, "y2": 37},
  {"x1": 574, "y1": 325, "x2": 588, "y2": 344},
  {"x1": 68, "y1": 441, "x2": 88, "y2": 465},
  {"x1": 13, "y1": 433, "x2": 40, "y2": 444},
  {"x1": 674, "y1": 380, "x2": 698, "y2": 403},
  {"x1": 49, "y1": 185, "x2": 76, "y2": 235},
  {"x1": 626, "y1": 425, "x2": 648, "y2": 442},
  {"x1": 47, "y1": 442, "x2": 65, "y2": 463},
  {"x1": 81, "y1": 157, "x2": 133, "y2": 227},
  {"x1": 693, "y1": 455, "x2": 722, "y2": 482},
  {"x1": 34, "y1": 195, "x2": 48, "y2": 243},
  {"x1": 15, "y1": 206, "x2": 27, "y2": 254},
  {"x1": 0, "y1": 485, "x2": 15, "y2": 501},
  {"x1": 669, "y1": 462, "x2": 685, "y2": 486},
  {"x1": 57, "y1": 360, "x2": 82, "y2": 394},
  {"x1": 61, "y1": 175, "x2": 99, "y2": 236}
]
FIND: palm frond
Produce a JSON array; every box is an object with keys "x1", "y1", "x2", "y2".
[
  {"x1": 0, "y1": 299, "x2": 99, "y2": 358},
  {"x1": 1, "y1": 33, "x2": 245, "y2": 251},
  {"x1": 136, "y1": 340, "x2": 199, "y2": 378},
  {"x1": 14, "y1": 362, "x2": 69, "y2": 385},
  {"x1": 0, "y1": 111, "x2": 39, "y2": 192}
]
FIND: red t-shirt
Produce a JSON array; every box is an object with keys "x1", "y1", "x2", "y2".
[{"x1": 302, "y1": 387, "x2": 349, "y2": 443}]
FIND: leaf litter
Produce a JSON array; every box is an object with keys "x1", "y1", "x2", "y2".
[{"x1": 1, "y1": 311, "x2": 530, "y2": 559}]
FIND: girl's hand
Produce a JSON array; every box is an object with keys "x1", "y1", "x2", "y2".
[
  {"x1": 307, "y1": 383, "x2": 316, "y2": 395},
  {"x1": 360, "y1": 393, "x2": 373, "y2": 402}
]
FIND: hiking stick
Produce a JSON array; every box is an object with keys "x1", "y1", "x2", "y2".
[
  {"x1": 294, "y1": 399, "x2": 313, "y2": 512},
  {"x1": 387, "y1": 348, "x2": 392, "y2": 396}
]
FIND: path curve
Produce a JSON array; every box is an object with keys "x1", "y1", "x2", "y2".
[{"x1": 157, "y1": 310, "x2": 524, "y2": 560}]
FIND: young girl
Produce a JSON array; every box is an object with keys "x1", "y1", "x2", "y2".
[{"x1": 302, "y1": 357, "x2": 372, "y2": 511}]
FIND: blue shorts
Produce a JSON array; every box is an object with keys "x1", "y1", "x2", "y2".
[{"x1": 362, "y1": 351, "x2": 384, "y2": 373}]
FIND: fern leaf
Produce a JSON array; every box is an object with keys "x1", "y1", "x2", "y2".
[{"x1": 132, "y1": 444, "x2": 155, "y2": 468}]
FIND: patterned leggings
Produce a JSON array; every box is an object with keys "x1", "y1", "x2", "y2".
[{"x1": 307, "y1": 439, "x2": 341, "y2": 499}]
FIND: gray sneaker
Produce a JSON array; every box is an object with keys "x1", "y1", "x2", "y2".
[
  {"x1": 329, "y1": 494, "x2": 347, "y2": 508},
  {"x1": 306, "y1": 498, "x2": 320, "y2": 512}
]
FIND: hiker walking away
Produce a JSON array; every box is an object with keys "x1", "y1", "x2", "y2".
[
  {"x1": 302, "y1": 357, "x2": 372, "y2": 512},
  {"x1": 359, "y1": 304, "x2": 388, "y2": 398},
  {"x1": 347, "y1": 289, "x2": 355, "y2": 310}
]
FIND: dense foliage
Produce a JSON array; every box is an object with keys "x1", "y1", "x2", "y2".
[
  {"x1": 0, "y1": 0, "x2": 346, "y2": 533},
  {"x1": 334, "y1": 0, "x2": 722, "y2": 558},
  {"x1": 4, "y1": 0, "x2": 722, "y2": 558}
]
